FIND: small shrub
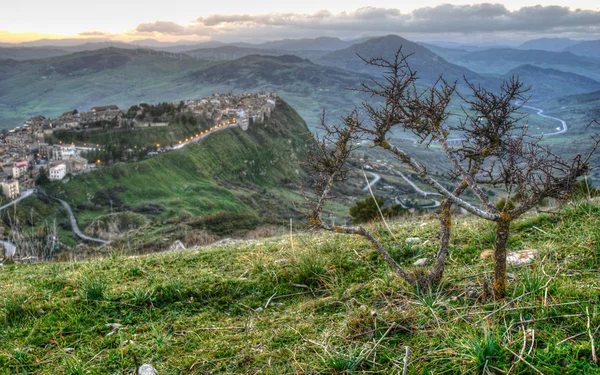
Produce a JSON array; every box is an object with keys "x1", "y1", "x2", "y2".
[
  {"x1": 189, "y1": 212, "x2": 261, "y2": 236},
  {"x1": 520, "y1": 267, "x2": 546, "y2": 297},
  {"x1": 126, "y1": 266, "x2": 144, "y2": 278},
  {"x1": 80, "y1": 276, "x2": 107, "y2": 301},
  {"x1": 289, "y1": 251, "x2": 328, "y2": 288},
  {"x1": 154, "y1": 279, "x2": 185, "y2": 304},
  {"x1": 63, "y1": 356, "x2": 85, "y2": 375},
  {"x1": 462, "y1": 330, "x2": 501, "y2": 373},
  {"x1": 2, "y1": 295, "x2": 30, "y2": 325},
  {"x1": 124, "y1": 287, "x2": 156, "y2": 306},
  {"x1": 323, "y1": 346, "x2": 367, "y2": 372}
]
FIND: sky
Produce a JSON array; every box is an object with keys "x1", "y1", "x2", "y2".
[{"x1": 1, "y1": 1, "x2": 600, "y2": 44}]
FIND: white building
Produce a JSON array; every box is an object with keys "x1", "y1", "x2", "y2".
[
  {"x1": 1, "y1": 180, "x2": 20, "y2": 200},
  {"x1": 49, "y1": 164, "x2": 67, "y2": 181}
]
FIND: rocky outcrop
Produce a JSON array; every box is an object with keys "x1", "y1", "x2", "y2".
[{"x1": 84, "y1": 212, "x2": 149, "y2": 241}]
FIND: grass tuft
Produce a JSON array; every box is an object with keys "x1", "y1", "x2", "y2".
[
  {"x1": 2, "y1": 295, "x2": 30, "y2": 325},
  {"x1": 79, "y1": 275, "x2": 107, "y2": 301}
]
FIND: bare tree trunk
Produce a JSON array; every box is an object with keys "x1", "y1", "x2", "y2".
[
  {"x1": 427, "y1": 201, "x2": 453, "y2": 288},
  {"x1": 493, "y1": 219, "x2": 511, "y2": 298},
  {"x1": 427, "y1": 182, "x2": 467, "y2": 288}
]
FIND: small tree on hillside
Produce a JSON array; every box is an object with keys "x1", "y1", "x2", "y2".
[
  {"x1": 349, "y1": 196, "x2": 406, "y2": 223},
  {"x1": 304, "y1": 49, "x2": 599, "y2": 296},
  {"x1": 349, "y1": 196, "x2": 384, "y2": 224}
]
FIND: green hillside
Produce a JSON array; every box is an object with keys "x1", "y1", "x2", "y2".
[
  {"x1": 1, "y1": 198, "x2": 599, "y2": 373},
  {"x1": 47, "y1": 100, "x2": 307, "y2": 209},
  {"x1": 11, "y1": 100, "x2": 327, "y2": 251}
]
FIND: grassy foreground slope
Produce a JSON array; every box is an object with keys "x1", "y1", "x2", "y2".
[{"x1": 1, "y1": 200, "x2": 599, "y2": 374}]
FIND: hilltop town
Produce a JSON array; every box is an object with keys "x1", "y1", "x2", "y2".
[{"x1": 0, "y1": 92, "x2": 277, "y2": 201}]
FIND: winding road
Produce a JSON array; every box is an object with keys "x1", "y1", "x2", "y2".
[
  {"x1": 363, "y1": 172, "x2": 381, "y2": 191},
  {"x1": 395, "y1": 171, "x2": 441, "y2": 198},
  {"x1": 392, "y1": 170, "x2": 441, "y2": 209},
  {"x1": 0, "y1": 189, "x2": 35, "y2": 212},
  {"x1": 522, "y1": 104, "x2": 568, "y2": 136},
  {"x1": 55, "y1": 199, "x2": 109, "y2": 245}
]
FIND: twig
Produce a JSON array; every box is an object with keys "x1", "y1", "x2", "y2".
[
  {"x1": 557, "y1": 332, "x2": 585, "y2": 346},
  {"x1": 363, "y1": 323, "x2": 396, "y2": 360},
  {"x1": 528, "y1": 328, "x2": 535, "y2": 356},
  {"x1": 587, "y1": 307, "x2": 598, "y2": 364},
  {"x1": 264, "y1": 292, "x2": 277, "y2": 309},
  {"x1": 532, "y1": 226, "x2": 550, "y2": 235},
  {"x1": 131, "y1": 352, "x2": 140, "y2": 375},
  {"x1": 536, "y1": 209, "x2": 566, "y2": 215},
  {"x1": 504, "y1": 346, "x2": 545, "y2": 375},
  {"x1": 402, "y1": 346, "x2": 410, "y2": 375},
  {"x1": 361, "y1": 167, "x2": 396, "y2": 239}
]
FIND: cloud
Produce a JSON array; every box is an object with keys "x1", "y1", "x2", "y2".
[
  {"x1": 78, "y1": 31, "x2": 109, "y2": 36},
  {"x1": 130, "y1": 4, "x2": 600, "y2": 40}
]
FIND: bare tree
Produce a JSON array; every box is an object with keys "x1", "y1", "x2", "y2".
[{"x1": 304, "y1": 49, "x2": 600, "y2": 297}]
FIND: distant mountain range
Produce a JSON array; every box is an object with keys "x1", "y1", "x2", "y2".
[
  {"x1": 518, "y1": 38, "x2": 581, "y2": 52},
  {"x1": 518, "y1": 37, "x2": 600, "y2": 58},
  {"x1": 427, "y1": 46, "x2": 600, "y2": 82},
  {"x1": 0, "y1": 36, "x2": 373, "y2": 59},
  {"x1": 0, "y1": 48, "x2": 371, "y2": 130},
  {"x1": 317, "y1": 35, "x2": 495, "y2": 86},
  {"x1": 1, "y1": 34, "x2": 599, "y2": 130},
  {"x1": 505, "y1": 64, "x2": 600, "y2": 98}
]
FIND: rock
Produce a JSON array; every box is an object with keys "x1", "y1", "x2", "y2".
[
  {"x1": 413, "y1": 258, "x2": 429, "y2": 266},
  {"x1": 480, "y1": 249, "x2": 494, "y2": 259},
  {"x1": 466, "y1": 288, "x2": 480, "y2": 300},
  {"x1": 405, "y1": 237, "x2": 421, "y2": 244},
  {"x1": 507, "y1": 249, "x2": 538, "y2": 265},
  {"x1": 169, "y1": 240, "x2": 186, "y2": 251},
  {"x1": 138, "y1": 364, "x2": 158, "y2": 375}
]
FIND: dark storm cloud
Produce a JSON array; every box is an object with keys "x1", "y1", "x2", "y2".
[{"x1": 133, "y1": 4, "x2": 600, "y2": 38}]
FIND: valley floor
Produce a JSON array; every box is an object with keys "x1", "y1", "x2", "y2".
[{"x1": 1, "y1": 200, "x2": 599, "y2": 374}]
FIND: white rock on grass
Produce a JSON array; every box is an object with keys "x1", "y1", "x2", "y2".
[
  {"x1": 405, "y1": 237, "x2": 421, "y2": 244},
  {"x1": 507, "y1": 249, "x2": 538, "y2": 265},
  {"x1": 413, "y1": 258, "x2": 429, "y2": 266},
  {"x1": 138, "y1": 364, "x2": 158, "y2": 375}
]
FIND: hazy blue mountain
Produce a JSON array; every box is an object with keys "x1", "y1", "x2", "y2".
[
  {"x1": 184, "y1": 46, "x2": 284, "y2": 60},
  {"x1": 564, "y1": 40, "x2": 600, "y2": 59},
  {"x1": 0, "y1": 47, "x2": 70, "y2": 60},
  {"x1": 431, "y1": 47, "x2": 600, "y2": 81},
  {"x1": 183, "y1": 46, "x2": 329, "y2": 62},
  {"x1": 254, "y1": 37, "x2": 356, "y2": 51},
  {"x1": 317, "y1": 35, "x2": 493, "y2": 85},
  {"x1": 188, "y1": 54, "x2": 369, "y2": 88},
  {"x1": 17, "y1": 38, "x2": 110, "y2": 47},
  {"x1": 519, "y1": 38, "x2": 580, "y2": 52},
  {"x1": 506, "y1": 64, "x2": 600, "y2": 99},
  {"x1": 424, "y1": 41, "x2": 514, "y2": 51}
]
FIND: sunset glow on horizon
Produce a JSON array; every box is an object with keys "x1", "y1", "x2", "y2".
[{"x1": 2, "y1": 1, "x2": 600, "y2": 44}]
